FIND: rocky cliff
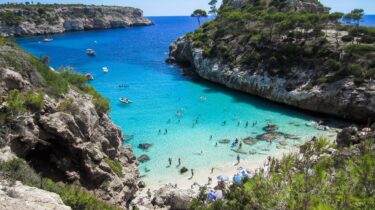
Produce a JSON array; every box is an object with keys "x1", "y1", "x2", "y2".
[
  {"x1": 169, "y1": 0, "x2": 375, "y2": 123},
  {"x1": 0, "y1": 4, "x2": 153, "y2": 36},
  {"x1": 0, "y1": 37, "x2": 138, "y2": 207}
]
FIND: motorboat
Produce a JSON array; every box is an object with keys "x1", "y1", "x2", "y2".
[
  {"x1": 85, "y1": 73, "x2": 94, "y2": 80},
  {"x1": 102, "y1": 67, "x2": 109, "y2": 73},
  {"x1": 86, "y1": 48, "x2": 96, "y2": 56},
  {"x1": 43, "y1": 35, "x2": 53, "y2": 42},
  {"x1": 119, "y1": 97, "x2": 133, "y2": 104}
]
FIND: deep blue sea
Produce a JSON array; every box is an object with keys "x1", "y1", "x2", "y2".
[{"x1": 16, "y1": 16, "x2": 371, "y2": 186}]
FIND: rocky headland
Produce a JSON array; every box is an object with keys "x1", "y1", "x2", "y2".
[
  {"x1": 0, "y1": 36, "x2": 138, "y2": 208},
  {"x1": 168, "y1": 0, "x2": 375, "y2": 123},
  {"x1": 0, "y1": 4, "x2": 153, "y2": 36}
]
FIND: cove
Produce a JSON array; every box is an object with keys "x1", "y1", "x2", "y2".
[{"x1": 17, "y1": 16, "x2": 339, "y2": 186}]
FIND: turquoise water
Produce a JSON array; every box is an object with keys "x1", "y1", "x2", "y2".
[{"x1": 17, "y1": 17, "x2": 341, "y2": 185}]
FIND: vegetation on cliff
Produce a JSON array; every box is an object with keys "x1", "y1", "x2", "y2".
[
  {"x1": 0, "y1": 158, "x2": 122, "y2": 210},
  {"x1": 187, "y1": 0, "x2": 375, "y2": 85},
  {"x1": 190, "y1": 137, "x2": 375, "y2": 209},
  {"x1": 0, "y1": 36, "x2": 110, "y2": 125}
]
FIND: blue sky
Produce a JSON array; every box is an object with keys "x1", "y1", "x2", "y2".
[{"x1": 2, "y1": 0, "x2": 375, "y2": 16}]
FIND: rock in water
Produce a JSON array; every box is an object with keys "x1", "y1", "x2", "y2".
[
  {"x1": 138, "y1": 143, "x2": 152, "y2": 150},
  {"x1": 180, "y1": 167, "x2": 188, "y2": 174},
  {"x1": 243, "y1": 137, "x2": 257, "y2": 145},
  {"x1": 263, "y1": 124, "x2": 279, "y2": 132},
  {"x1": 218, "y1": 139, "x2": 231, "y2": 144},
  {"x1": 138, "y1": 154, "x2": 150, "y2": 163}
]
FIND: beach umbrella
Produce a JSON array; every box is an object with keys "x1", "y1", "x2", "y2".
[
  {"x1": 217, "y1": 175, "x2": 229, "y2": 181},
  {"x1": 208, "y1": 192, "x2": 216, "y2": 201},
  {"x1": 233, "y1": 175, "x2": 243, "y2": 183},
  {"x1": 214, "y1": 190, "x2": 223, "y2": 199}
]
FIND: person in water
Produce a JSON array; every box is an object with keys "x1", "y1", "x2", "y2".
[
  {"x1": 235, "y1": 138, "x2": 239, "y2": 144},
  {"x1": 164, "y1": 129, "x2": 168, "y2": 135},
  {"x1": 215, "y1": 142, "x2": 218, "y2": 147},
  {"x1": 239, "y1": 142, "x2": 243, "y2": 149},
  {"x1": 245, "y1": 121, "x2": 249, "y2": 128},
  {"x1": 210, "y1": 135, "x2": 213, "y2": 140},
  {"x1": 168, "y1": 158, "x2": 172, "y2": 166},
  {"x1": 178, "y1": 158, "x2": 181, "y2": 166},
  {"x1": 237, "y1": 155, "x2": 240, "y2": 164},
  {"x1": 191, "y1": 169, "x2": 194, "y2": 178},
  {"x1": 222, "y1": 121, "x2": 226, "y2": 126},
  {"x1": 158, "y1": 129, "x2": 161, "y2": 135}
]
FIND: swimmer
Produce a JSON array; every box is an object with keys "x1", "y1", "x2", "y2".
[
  {"x1": 222, "y1": 121, "x2": 226, "y2": 126},
  {"x1": 237, "y1": 121, "x2": 241, "y2": 126},
  {"x1": 164, "y1": 129, "x2": 168, "y2": 135},
  {"x1": 215, "y1": 142, "x2": 218, "y2": 147},
  {"x1": 237, "y1": 155, "x2": 240, "y2": 164},
  {"x1": 178, "y1": 158, "x2": 181, "y2": 166},
  {"x1": 210, "y1": 135, "x2": 213, "y2": 140},
  {"x1": 239, "y1": 142, "x2": 243, "y2": 149},
  {"x1": 177, "y1": 119, "x2": 180, "y2": 124},
  {"x1": 168, "y1": 158, "x2": 172, "y2": 166},
  {"x1": 245, "y1": 121, "x2": 249, "y2": 128},
  {"x1": 158, "y1": 129, "x2": 161, "y2": 134}
]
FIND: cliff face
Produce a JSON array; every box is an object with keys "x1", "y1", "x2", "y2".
[
  {"x1": 0, "y1": 5, "x2": 153, "y2": 36},
  {"x1": 0, "y1": 38, "x2": 138, "y2": 207},
  {"x1": 168, "y1": 0, "x2": 375, "y2": 123},
  {"x1": 169, "y1": 37, "x2": 375, "y2": 123}
]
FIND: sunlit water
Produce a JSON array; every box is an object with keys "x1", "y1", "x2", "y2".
[{"x1": 17, "y1": 16, "x2": 351, "y2": 186}]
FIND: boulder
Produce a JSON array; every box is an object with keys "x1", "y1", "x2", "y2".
[
  {"x1": 336, "y1": 126, "x2": 360, "y2": 147},
  {"x1": 152, "y1": 186, "x2": 196, "y2": 210},
  {"x1": 0, "y1": 180, "x2": 71, "y2": 210}
]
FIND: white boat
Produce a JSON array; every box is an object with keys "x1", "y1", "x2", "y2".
[
  {"x1": 86, "y1": 48, "x2": 96, "y2": 56},
  {"x1": 119, "y1": 98, "x2": 133, "y2": 104},
  {"x1": 102, "y1": 67, "x2": 109, "y2": 73},
  {"x1": 43, "y1": 36, "x2": 53, "y2": 42}
]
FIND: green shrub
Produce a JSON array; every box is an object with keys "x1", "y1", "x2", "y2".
[
  {"x1": 0, "y1": 11, "x2": 23, "y2": 26},
  {"x1": 7, "y1": 89, "x2": 26, "y2": 114},
  {"x1": 24, "y1": 91, "x2": 45, "y2": 111},
  {"x1": 58, "y1": 98, "x2": 79, "y2": 113},
  {"x1": 104, "y1": 157, "x2": 123, "y2": 178},
  {"x1": 344, "y1": 44, "x2": 375, "y2": 55},
  {"x1": 341, "y1": 35, "x2": 354, "y2": 42},
  {"x1": 316, "y1": 76, "x2": 327, "y2": 84},
  {"x1": 0, "y1": 158, "x2": 122, "y2": 210}
]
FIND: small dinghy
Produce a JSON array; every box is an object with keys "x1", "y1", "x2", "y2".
[
  {"x1": 86, "y1": 48, "x2": 96, "y2": 56},
  {"x1": 85, "y1": 73, "x2": 94, "y2": 80},
  {"x1": 43, "y1": 36, "x2": 53, "y2": 42},
  {"x1": 119, "y1": 97, "x2": 133, "y2": 104},
  {"x1": 102, "y1": 67, "x2": 109, "y2": 73}
]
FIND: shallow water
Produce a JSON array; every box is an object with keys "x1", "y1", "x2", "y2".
[{"x1": 17, "y1": 16, "x2": 344, "y2": 185}]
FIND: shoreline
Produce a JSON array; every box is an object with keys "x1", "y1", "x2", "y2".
[{"x1": 135, "y1": 130, "x2": 338, "y2": 205}]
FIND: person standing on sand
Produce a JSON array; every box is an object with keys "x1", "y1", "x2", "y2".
[
  {"x1": 239, "y1": 142, "x2": 242, "y2": 149},
  {"x1": 211, "y1": 167, "x2": 214, "y2": 174},
  {"x1": 237, "y1": 155, "x2": 240, "y2": 164},
  {"x1": 147, "y1": 189, "x2": 151, "y2": 199},
  {"x1": 208, "y1": 177, "x2": 212, "y2": 185},
  {"x1": 191, "y1": 169, "x2": 194, "y2": 178},
  {"x1": 178, "y1": 158, "x2": 181, "y2": 166},
  {"x1": 168, "y1": 158, "x2": 172, "y2": 166}
]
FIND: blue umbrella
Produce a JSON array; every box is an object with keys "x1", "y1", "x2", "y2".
[
  {"x1": 217, "y1": 175, "x2": 229, "y2": 181},
  {"x1": 208, "y1": 192, "x2": 216, "y2": 201},
  {"x1": 233, "y1": 175, "x2": 243, "y2": 183}
]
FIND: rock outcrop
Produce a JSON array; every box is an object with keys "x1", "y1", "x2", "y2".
[
  {"x1": 0, "y1": 180, "x2": 71, "y2": 210},
  {"x1": 151, "y1": 186, "x2": 197, "y2": 210},
  {"x1": 0, "y1": 5, "x2": 153, "y2": 36},
  {"x1": 0, "y1": 39, "x2": 139, "y2": 207},
  {"x1": 169, "y1": 37, "x2": 375, "y2": 123}
]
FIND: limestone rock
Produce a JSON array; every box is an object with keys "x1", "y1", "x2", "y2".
[
  {"x1": 152, "y1": 186, "x2": 197, "y2": 210},
  {"x1": 0, "y1": 5, "x2": 153, "y2": 36},
  {"x1": 168, "y1": 37, "x2": 375, "y2": 123},
  {"x1": 0, "y1": 180, "x2": 71, "y2": 210}
]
